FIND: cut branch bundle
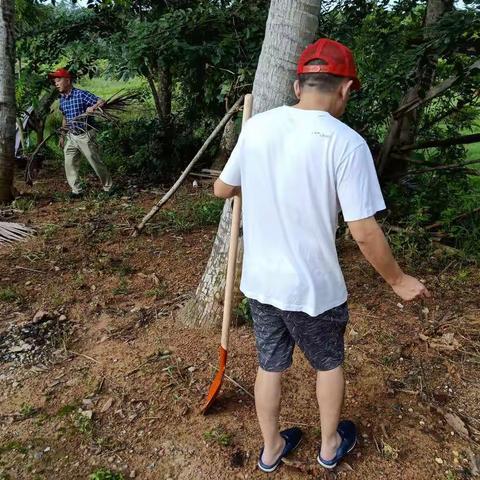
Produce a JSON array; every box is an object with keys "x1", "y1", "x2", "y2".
[{"x1": 0, "y1": 222, "x2": 35, "y2": 245}]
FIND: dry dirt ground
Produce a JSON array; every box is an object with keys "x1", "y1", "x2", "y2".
[{"x1": 1, "y1": 168, "x2": 479, "y2": 480}]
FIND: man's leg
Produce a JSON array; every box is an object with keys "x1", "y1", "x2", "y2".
[
  {"x1": 64, "y1": 135, "x2": 83, "y2": 194},
  {"x1": 255, "y1": 368, "x2": 285, "y2": 465},
  {"x1": 317, "y1": 366, "x2": 344, "y2": 460},
  {"x1": 77, "y1": 132, "x2": 113, "y2": 191},
  {"x1": 284, "y1": 302, "x2": 349, "y2": 462},
  {"x1": 249, "y1": 299, "x2": 295, "y2": 466}
]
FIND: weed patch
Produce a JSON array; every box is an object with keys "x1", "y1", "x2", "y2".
[
  {"x1": 88, "y1": 469, "x2": 124, "y2": 480},
  {"x1": 0, "y1": 288, "x2": 21, "y2": 303},
  {"x1": 204, "y1": 426, "x2": 232, "y2": 447}
]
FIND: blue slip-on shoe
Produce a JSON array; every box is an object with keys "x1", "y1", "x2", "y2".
[
  {"x1": 257, "y1": 427, "x2": 303, "y2": 473},
  {"x1": 317, "y1": 420, "x2": 357, "y2": 469}
]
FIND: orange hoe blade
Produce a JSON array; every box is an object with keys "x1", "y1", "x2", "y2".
[{"x1": 202, "y1": 93, "x2": 253, "y2": 414}]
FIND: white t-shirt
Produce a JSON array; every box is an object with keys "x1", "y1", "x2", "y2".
[{"x1": 220, "y1": 105, "x2": 386, "y2": 316}]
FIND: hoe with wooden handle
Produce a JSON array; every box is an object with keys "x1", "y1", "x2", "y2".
[{"x1": 201, "y1": 93, "x2": 253, "y2": 414}]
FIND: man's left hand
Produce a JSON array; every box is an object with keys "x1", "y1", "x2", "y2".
[{"x1": 86, "y1": 106, "x2": 95, "y2": 114}]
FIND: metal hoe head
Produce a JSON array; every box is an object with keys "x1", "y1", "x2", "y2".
[{"x1": 201, "y1": 346, "x2": 227, "y2": 413}]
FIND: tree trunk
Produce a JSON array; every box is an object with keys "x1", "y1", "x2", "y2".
[
  {"x1": 180, "y1": 0, "x2": 321, "y2": 328},
  {"x1": 251, "y1": 0, "x2": 320, "y2": 114},
  {"x1": 210, "y1": 118, "x2": 238, "y2": 170},
  {"x1": 146, "y1": 66, "x2": 171, "y2": 124},
  {"x1": 377, "y1": 0, "x2": 453, "y2": 177},
  {"x1": 157, "y1": 67, "x2": 171, "y2": 121},
  {"x1": 0, "y1": 0, "x2": 15, "y2": 203},
  {"x1": 180, "y1": 199, "x2": 243, "y2": 327}
]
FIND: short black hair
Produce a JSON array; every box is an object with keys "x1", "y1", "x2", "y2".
[{"x1": 298, "y1": 59, "x2": 346, "y2": 93}]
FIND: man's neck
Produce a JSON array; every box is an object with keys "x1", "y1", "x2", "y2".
[
  {"x1": 293, "y1": 93, "x2": 338, "y2": 116},
  {"x1": 62, "y1": 86, "x2": 74, "y2": 97}
]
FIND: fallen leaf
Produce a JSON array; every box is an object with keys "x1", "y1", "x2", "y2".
[
  {"x1": 100, "y1": 397, "x2": 114, "y2": 413},
  {"x1": 440, "y1": 332, "x2": 460, "y2": 347},
  {"x1": 80, "y1": 409, "x2": 93, "y2": 419},
  {"x1": 336, "y1": 461, "x2": 354, "y2": 472},
  {"x1": 382, "y1": 441, "x2": 399, "y2": 460},
  {"x1": 281, "y1": 458, "x2": 316, "y2": 474},
  {"x1": 468, "y1": 449, "x2": 480, "y2": 476},
  {"x1": 444, "y1": 412, "x2": 470, "y2": 440},
  {"x1": 33, "y1": 310, "x2": 50, "y2": 322}
]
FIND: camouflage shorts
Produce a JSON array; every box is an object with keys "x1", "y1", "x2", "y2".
[{"x1": 249, "y1": 299, "x2": 349, "y2": 372}]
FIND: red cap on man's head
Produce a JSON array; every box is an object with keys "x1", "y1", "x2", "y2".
[
  {"x1": 48, "y1": 68, "x2": 72, "y2": 79},
  {"x1": 297, "y1": 38, "x2": 360, "y2": 90}
]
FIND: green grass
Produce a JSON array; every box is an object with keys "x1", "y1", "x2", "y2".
[
  {"x1": 203, "y1": 427, "x2": 232, "y2": 447},
  {"x1": 88, "y1": 469, "x2": 124, "y2": 480},
  {"x1": 465, "y1": 117, "x2": 480, "y2": 161},
  {"x1": 77, "y1": 76, "x2": 146, "y2": 101},
  {"x1": 57, "y1": 404, "x2": 76, "y2": 417},
  {"x1": 0, "y1": 441, "x2": 28, "y2": 455},
  {"x1": 0, "y1": 288, "x2": 21, "y2": 303},
  {"x1": 20, "y1": 403, "x2": 37, "y2": 417},
  {"x1": 73, "y1": 410, "x2": 94, "y2": 435}
]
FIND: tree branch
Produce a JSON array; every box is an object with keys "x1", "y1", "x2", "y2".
[
  {"x1": 400, "y1": 133, "x2": 480, "y2": 151},
  {"x1": 426, "y1": 207, "x2": 480, "y2": 230},
  {"x1": 393, "y1": 59, "x2": 480, "y2": 119},
  {"x1": 391, "y1": 159, "x2": 480, "y2": 179},
  {"x1": 133, "y1": 95, "x2": 245, "y2": 236},
  {"x1": 422, "y1": 93, "x2": 479, "y2": 130}
]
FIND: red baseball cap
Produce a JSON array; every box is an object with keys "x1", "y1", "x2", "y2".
[
  {"x1": 297, "y1": 38, "x2": 361, "y2": 90},
  {"x1": 48, "y1": 68, "x2": 72, "y2": 79}
]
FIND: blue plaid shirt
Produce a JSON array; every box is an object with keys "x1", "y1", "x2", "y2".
[{"x1": 60, "y1": 87, "x2": 99, "y2": 134}]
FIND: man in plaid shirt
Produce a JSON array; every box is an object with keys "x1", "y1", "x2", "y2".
[{"x1": 49, "y1": 68, "x2": 113, "y2": 197}]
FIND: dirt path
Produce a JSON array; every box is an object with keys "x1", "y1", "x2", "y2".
[{"x1": 1, "y1": 170, "x2": 479, "y2": 480}]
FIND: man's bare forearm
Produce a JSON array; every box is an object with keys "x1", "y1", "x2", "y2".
[
  {"x1": 350, "y1": 220, "x2": 403, "y2": 285},
  {"x1": 348, "y1": 217, "x2": 430, "y2": 301},
  {"x1": 87, "y1": 99, "x2": 105, "y2": 113}
]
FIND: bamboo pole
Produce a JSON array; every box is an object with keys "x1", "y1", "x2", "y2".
[{"x1": 133, "y1": 95, "x2": 244, "y2": 236}]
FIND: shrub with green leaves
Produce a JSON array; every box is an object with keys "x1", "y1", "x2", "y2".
[{"x1": 97, "y1": 117, "x2": 185, "y2": 182}]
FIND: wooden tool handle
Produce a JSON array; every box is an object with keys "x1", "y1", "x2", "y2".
[{"x1": 220, "y1": 93, "x2": 253, "y2": 350}]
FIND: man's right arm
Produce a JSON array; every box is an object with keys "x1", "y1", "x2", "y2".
[{"x1": 347, "y1": 216, "x2": 430, "y2": 301}]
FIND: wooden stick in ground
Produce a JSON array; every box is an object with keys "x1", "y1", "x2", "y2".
[{"x1": 134, "y1": 95, "x2": 245, "y2": 236}]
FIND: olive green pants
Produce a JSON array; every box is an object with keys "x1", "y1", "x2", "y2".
[{"x1": 64, "y1": 131, "x2": 112, "y2": 194}]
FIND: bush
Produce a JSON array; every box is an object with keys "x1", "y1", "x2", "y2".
[
  {"x1": 384, "y1": 171, "x2": 480, "y2": 262},
  {"x1": 97, "y1": 113, "x2": 203, "y2": 183}
]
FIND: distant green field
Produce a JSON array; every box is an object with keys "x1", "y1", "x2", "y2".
[
  {"x1": 465, "y1": 118, "x2": 480, "y2": 162},
  {"x1": 77, "y1": 76, "x2": 146, "y2": 101}
]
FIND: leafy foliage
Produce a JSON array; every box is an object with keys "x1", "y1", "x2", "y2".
[
  {"x1": 316, "y1": 0, "x2": 480, "y2": 258},
  {"x1": 15, "y1": 0, "x2": 480, "y2": 258}
]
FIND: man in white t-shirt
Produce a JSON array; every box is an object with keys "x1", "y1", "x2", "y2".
[{"x1": 214, "y1": 38, "x2": 430, "y2": 472}]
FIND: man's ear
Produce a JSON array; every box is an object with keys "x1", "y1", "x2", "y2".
[
  {"x1": 293, "y1": 79, "x2": 301, "y2": 99},
  {"x1": 340, "y1": 79, "x2": 353, "y2": 100}
]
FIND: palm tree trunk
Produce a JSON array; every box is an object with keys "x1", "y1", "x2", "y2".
[
  {"x1": 0, "y1": 0, "x2": 16, "y2": 203},
  {"x1": 252, "y1": 0, "x2": 320, "y2": 115},
  {"x1": 180, "y1": 0, "x2": 321, "y2": 327}
]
